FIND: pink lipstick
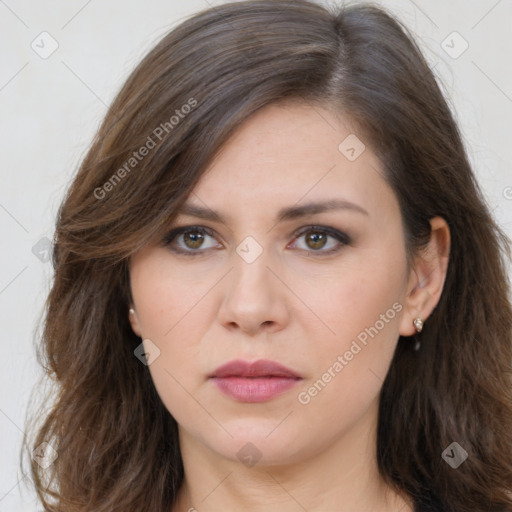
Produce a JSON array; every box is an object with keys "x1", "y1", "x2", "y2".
[{"x1": 209, "y1": 359, "x2": 302, "y2": 403}]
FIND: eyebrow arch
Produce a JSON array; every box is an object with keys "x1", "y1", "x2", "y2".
[{"x1": 176, "y1": 199, "x2": 369, "y2": 225}]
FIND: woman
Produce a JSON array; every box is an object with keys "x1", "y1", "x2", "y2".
[{"x1": 26, "y1": 1, "x2": 512, "y2": 511}]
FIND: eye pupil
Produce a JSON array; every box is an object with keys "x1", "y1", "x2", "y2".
[
  {"x1": 184, "y1": 231, "x2": 204, "y2": 249},
  {"x1": 306, "y1": 231, "x2": 327, "y2": 250}
]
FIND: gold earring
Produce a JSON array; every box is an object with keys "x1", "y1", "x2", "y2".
[
  {"x1": 412, "y1": 317, "x2": 423, "y2": 351},
  {"x1": 413, "y1": 317, "x2": 423, "y2": 333}
]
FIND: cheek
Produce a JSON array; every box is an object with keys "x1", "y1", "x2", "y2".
[
  {"x1": 130, "y1": 252, "x2": 216, "y2": 418},
  {"x1": 130, "y1": 249, "x2": 216, "y2": 339},
  {"x1": 291, "y1": 241, "x2": 407, "y2": 352},
  {"x1": 292, "y1": 244, "x2": 407, "y2": 407}
]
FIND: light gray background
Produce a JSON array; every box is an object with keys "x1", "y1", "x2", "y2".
[{"x1": 1, "y1": 0, "x2": 511, "y2": 510}]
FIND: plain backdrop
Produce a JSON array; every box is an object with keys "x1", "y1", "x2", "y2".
[{"x1": 1, "y1": 0, "x2": 511, "y2": 510}]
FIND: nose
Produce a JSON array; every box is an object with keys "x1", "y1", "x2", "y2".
[{"x1": 216, "y1": 249, "x2": 290, "y2": 337}]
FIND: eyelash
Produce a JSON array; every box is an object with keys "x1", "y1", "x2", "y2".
[{"x1": 162, "y1": 225, "x2": 351, "y2": 257}]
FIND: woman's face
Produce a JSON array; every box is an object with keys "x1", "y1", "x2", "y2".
[{"x1": 129, "y1": 101, "x2": 416, "y2": 466}]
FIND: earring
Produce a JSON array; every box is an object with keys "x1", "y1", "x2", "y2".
[
  {"x1": 413, "y1": 317, "x2": 424, "y2": 333},
  {"x1": 412, "y1": 317, "x2": 423, "y2": 351},
  {"x1": 129, "y1": 308, "x2": 135, "y2": 316}
]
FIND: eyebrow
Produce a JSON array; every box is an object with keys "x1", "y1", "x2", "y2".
[{"x1": 176, "y1": 199, "x2": 369, "y2": 224}]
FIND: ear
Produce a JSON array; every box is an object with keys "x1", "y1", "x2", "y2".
[
  {"x1": 399, "y1": 216, "x2": 451, "y2": 336},
  {"x1": 128, "y1": 306, "x2": 143, "y2": 337}
]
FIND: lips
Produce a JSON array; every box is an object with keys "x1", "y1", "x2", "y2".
[
  {"x1": 209, "y1": 359, "x2": 302, "y2": 403},
  {"x1": 210, "y1": 359, "x2": 301, "y2": 379}
]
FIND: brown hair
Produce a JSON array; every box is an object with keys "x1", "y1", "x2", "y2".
[{"x1": 25, "y1": 1, "x2": 512, "y2": 511}]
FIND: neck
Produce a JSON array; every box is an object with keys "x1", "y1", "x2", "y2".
[{"x1": 171, "y1": 400, "x2": 412, "y2": 512}]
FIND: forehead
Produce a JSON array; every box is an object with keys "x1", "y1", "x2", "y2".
[{"x1": 183, "y1": 101, "x2": 392, "y2": 222}]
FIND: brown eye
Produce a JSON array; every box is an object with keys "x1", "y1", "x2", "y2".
[
  {"x1": 162, "y1": 226, "x2": 219, "y2": 256},
  {"x1": 304, "y1": 231, "x2": 328, "y2": 250},
  {"x1": 291, "y1": 226, "x2": 351, "y2": 255},
  {"x1": 183, "y1": 230, "x2": 205, "y2": 249}
]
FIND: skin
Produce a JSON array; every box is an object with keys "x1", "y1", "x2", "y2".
[{"x1": 128, "y1": 100, "x2": 450, "y2": 512}]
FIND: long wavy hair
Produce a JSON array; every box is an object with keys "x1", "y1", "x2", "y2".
[{"x1": 24, "y1": 1, "x2": 512, "y2": 511}]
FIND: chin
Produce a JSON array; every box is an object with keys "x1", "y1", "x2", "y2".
[{"x1": 202, "y1": 422, "x2": 315, "y2": 467}]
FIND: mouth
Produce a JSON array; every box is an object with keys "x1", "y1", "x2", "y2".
[{"x1": 209, "y1": 359, "x2": 303, "y2": 403}]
